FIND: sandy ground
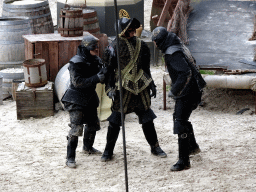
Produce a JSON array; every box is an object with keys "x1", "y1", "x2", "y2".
[{"x1": 0, "y1": 0, "x2": 256, "y2": 192}]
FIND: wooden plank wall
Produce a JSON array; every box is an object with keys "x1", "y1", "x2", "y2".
[
  {"x1": 32, "y1": 40, "x2": 81, "y2": 81},
  {"x1": 24, "y1": 33, "x2": 105, "y2": 82},
  {"x1": 24, "y1": 39, "x2": 35, "y2": 60}
]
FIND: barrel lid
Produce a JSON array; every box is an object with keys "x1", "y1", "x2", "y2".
[
  {"x1": 13, "y1": 79, "x2": 24, "y2": 83},
  {"x1": 23, "y1": 59, "x2": 45, "y2": 67},
  {"x1": 3, "y1": 0, "x2": 49, "y2": 8},
  {"x1": 8, "y1": 0, "x2": 44, "y2": 5}
]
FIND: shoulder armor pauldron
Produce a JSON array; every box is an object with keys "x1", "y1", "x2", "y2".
[{"x1": 69, "y1": 55, "x2": 85, "y2": 64}]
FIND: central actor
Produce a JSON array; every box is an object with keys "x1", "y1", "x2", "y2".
[{"x1": 101, "y1": 17, "x2": 167, "y2": 162}]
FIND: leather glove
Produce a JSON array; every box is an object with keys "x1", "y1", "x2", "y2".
[
  {"x1": 150, "y1": 83, "x2": 157, "y2": 98},
  {"x1": 107, "y1": 89, "x2": 116, "y2": 100},
  {"x1": 100, "y1": 67, "x2": 108, "y2": 75},
  {"x1": 97, "y1": 72, "x2": 105, "y2": 83}
]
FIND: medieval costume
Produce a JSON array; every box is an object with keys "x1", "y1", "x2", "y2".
[
  {"x1": 62, "y1": 35, "x2": 106, "y2": 168},
  {"x1": 101, "y1": 17, "x2": 167, "y2": 162},
  {"x1": 152, "y1": 27, "x2": 206, "y2": 171}
]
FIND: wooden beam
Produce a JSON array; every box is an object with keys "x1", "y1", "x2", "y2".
[
  {"x1": 163, "y1": 79, "x2": 167, "y2": 110},
  {"x1": 198, "y1": 65, "x2": 228, "y2": 71},
  {"x1": 157, "y1": 0, "x2": 172, "y2": 26}
]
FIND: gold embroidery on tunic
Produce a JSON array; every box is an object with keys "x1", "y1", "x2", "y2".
[{"x1": 115, "y1": 37, "x2": 152, "y2": 95}]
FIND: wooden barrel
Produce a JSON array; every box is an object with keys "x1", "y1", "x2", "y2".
[
  {"x1": 23, "y1": 59, "x2": 47, "y2": 88},
  {"x1": 2, "y1": 0, "x2": 54, "y2": 34},
  {"x1": 58, "y1": 8, "x2": 83, "y2": 37},
  {"x1": 0, "y1": 76, "x2": 3, "y2": 104},
  {"x1": 68, "y1": 4, "x2": 101, "y2": 34},
  {"x1": 83, "y1": 7, "x2": 100, "y2": 34},
  {"x1": 0, "y1": 17, "x2": 32, "y2": 70}
]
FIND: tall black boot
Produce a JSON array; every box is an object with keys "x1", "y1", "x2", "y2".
[
  {"x1": 142, "y1": 121, "x2": 167, "y2": 158},
  {"x1": 82, "y1": 125, "x2": 102, "y2": 155},
  {"x1": 187, "y1": 122, "x2": 201, "y2": 156},
  {"x1": 170, "y1": 133, "x2": 191, "y2": 171},
  {"x1": 101, "y1": 123, "x2": 120, "y2": 162},
  {"x1": 66, "y1": 136, "x2": 78, "y2": 168}
]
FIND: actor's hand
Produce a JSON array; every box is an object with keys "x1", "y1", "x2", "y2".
[
  {"x1": 107, "y1": 89, "x2": 116, "y2": 100},
  {"x1": 150, "y1": 83, "x2": 157, "y2": 98},
  {"x1": 97, "y1": 72, "x2": 105, "y2": 83}
]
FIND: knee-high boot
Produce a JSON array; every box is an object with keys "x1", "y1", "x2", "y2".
[
  {"x1": 82, "y1": 125, "x2": 101, "y2": 155},
  {"x1": 170, "y1": 133, "x2": 191, "y2": 171},
  {"x1": 142, "y1": 121, "x2": 167, "y2": 158},
  {"x1": 187, "y1": 122, "x2": 201, "y2": 155},
  {"x1": 66, "y1": 136, "x2": 78, "y2": 168},
  {"x1": 101, "y1": 123, "x2": 120, "y2": 162}
]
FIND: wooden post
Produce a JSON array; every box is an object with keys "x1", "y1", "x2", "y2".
[
  {"x1": 254, "y1": 91, "x2": 256, "y2": 114},
  {"x1": 163, "y1": 79, "x2": 167, "y2": 110},
  {"x1": 157, "y1": 0, "x2": 173, "y2": 26}
]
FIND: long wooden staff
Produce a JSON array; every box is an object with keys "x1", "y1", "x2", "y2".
[{"x1": 113, "y1": 1, "x2": 129, "y2": 191}]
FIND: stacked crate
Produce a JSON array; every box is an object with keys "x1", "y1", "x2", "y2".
[{"x1": 16, "y1": 82, "x2": 54, "y2": 120}]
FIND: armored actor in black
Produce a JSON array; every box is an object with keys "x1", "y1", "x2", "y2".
[
  {"x1": 152, "y1": 27, "x2": 206, "y2": 171},
  {"x1": 62, "y1": 35, "x2": 106, "y2": 168},
  {"x1": 101, "y1": 17, "x2": 167, "y2": 162}
]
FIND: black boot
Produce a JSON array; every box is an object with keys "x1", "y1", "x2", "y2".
[
  {"x1": 82, "y1": 125, "x2": 101, "y2": 155},
  {"x1": 101, "y1": 123, "x2": 120, "y2": 162},
  {"x1": 151, "y1": 142, "x2": 167, "y2": 158},
  {"x1": 66, "y1": 136, "x2": 78, "y2": 168},
  {"x1": 187, "y1": 122, "x2": 201, "y2": 156},
  {"x1": 142, "y1": 121, "x2": 167, "y2": 158},
  {"x1": 171, "y1": 134, "x2": 191, "y2": 171}
]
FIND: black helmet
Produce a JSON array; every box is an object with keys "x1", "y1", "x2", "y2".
[
  {"x1": 81, "y1": 35, "x2": 99, "y2": 51},
  {"x1": 152, "y1": 26, "x2": 183, "y2": 51},
  {"x1": 118, "y1": 17, "x2": 140, "y2": 36},
  {"x1": 152, "y1": 26, "x2": 168, "y2": 44}
]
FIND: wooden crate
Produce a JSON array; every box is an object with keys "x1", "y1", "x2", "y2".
[
  {"x1": 16, "y1": 81, "x2": 54, "y2": 120},
  {"x1": 22, "y1": 32, "x2": 101, "y2": 82}
]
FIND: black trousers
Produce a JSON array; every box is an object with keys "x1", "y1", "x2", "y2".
[
  {"x1": 173, "y1": 92, "x2": 202, "y2": 134},
  {"x1": 107, "y1": 108, "x2": 156, "y2": 126},
  {"x1": 64, "y1": 102, "x2": 100, "y2": 132}
]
